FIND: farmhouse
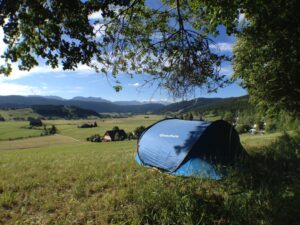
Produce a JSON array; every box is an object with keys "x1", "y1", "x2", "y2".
[{"x1": 103, "y1": 129, "x2": 127, "y2": 141}]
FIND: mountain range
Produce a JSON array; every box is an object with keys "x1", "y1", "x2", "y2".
[{"x1": 0, "y1": 95, "x2": 249, "y2": 114}]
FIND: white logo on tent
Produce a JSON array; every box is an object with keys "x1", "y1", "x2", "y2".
[{"x1": 159, "y1": 134, "x2": 179, "y2": 138}]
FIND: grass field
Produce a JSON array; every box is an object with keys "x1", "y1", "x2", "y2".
[
  {"x1": 0, "y1": 116, "x2": 299, "y2": 224},
  {"x1": 0, "y1": 121, "x2": 43, "y2": 141},
  {"x1": 0, "y1": 115, "x2": 163, "y2": 141}
]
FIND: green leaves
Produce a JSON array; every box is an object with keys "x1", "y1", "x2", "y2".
[
  {"x1": 233, "y1": 0, "x2": 300, "y2": 116},
  {"x1": 0, "y1": 0, "x2": 234, "y2": 97},
  {"x1": 1, "y1": 0, "x2": 298, "y2": 116}
]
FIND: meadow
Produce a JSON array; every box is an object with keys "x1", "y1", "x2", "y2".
[{"x1": 0, "y1": 116, "x2": 299, "y2": 224}]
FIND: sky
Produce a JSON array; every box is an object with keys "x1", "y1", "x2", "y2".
[{"x1": 0, "y1": 4, "x2": 247, "y2": 103}]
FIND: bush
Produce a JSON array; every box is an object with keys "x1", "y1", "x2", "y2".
[
  {"x1": 87, "y1": 134, "x2": 102, "y2": 142},
  {"x1": 41, "y1": 125, "x2": 58, "y2": 136},
  {"x1": 112, "y1": 126, "x2": 120, "y2": 131},
  {"x1": 127, "y1": 132, "x2": 135, "y2": 140},
  {"x1": 78, "y1": 122, "x2": 98, "y2": 128},
  {"x1": 28, "y1": 117, "x2": 43, "y2": 127},
  {"x1": 134, "y1": 126, "x2": 146, "y2": 139},
  {"x1": 236, "y1": 124, "x2": 251, "y2": 134},
  {"x1": 265, "y1": 121, "x2": 277, "y2": 133}
]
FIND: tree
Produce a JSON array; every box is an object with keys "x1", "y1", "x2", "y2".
[
  {"x1": 1, "y1": 1, "x2": 298, "y2": 115},
  {"x1": 223, "y1": 111, "x2": 235, "y2": 124},
  {"x1": 112, "y1": 126, "x2": 119, "y2": 131},
  {"x1": 188, "y1": 113, "x2": 194, "y2": 121},
  {"x1": 127, "y1": 132, "x2": 135, "y2": 140},
  {"x1": 29, "y1": 118, "x2": 43, "y2": 127},
  {"x1": 49, "y1": 125, "x2": 57, "y2": 135},
  {"x1": 0, "y1": 0, "x2": 233, "y2": 95},
  {"x1": 134, "y1": 126, "x2": 146, "y2": 139},
  {"x1": 233, "y1": 0, "x2": 300, "y2": 116}
]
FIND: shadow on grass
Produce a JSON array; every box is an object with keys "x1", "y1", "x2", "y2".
[
  {"x1": 126, "y1": 132, "x2": 299, "y2": 225},
  {"x1": 223, "y1": 131, "x2": 300, "y2": 225}
]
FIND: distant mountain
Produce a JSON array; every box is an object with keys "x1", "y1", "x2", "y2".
[
  {"x1": 40, "y1": 96, "x2": 66, "y2": 101},
  {"x1": 157, "y1": 95, "x2": 250, "y2": 113},
  {"x1": 0, "y1": 95, "x2": 249, "y2": 115},
  {"x1": 71, "y1": 96, "x2": 110, "y2": 103},
  {"x1": 0, "y1": 95, "x2": 164, "y2": 113},
  {"x1": 113, "y1": 101, "x2": 142, "y2": 105}
]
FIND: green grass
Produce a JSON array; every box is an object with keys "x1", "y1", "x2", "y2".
[
  {"x1": 0, "y1": 117, "x2": 299, "y2": 224},
  {"x1": 0, "y1": 115, "x2": 164, "y2": 141},
  {"x1": 0, "y1": 121, "x2": 42, "y2": 141},
  {"x1": 203, "y1": 114, "x2": 222, "y2": 121},
  {"x1": 44, "y1": 115, "x2": 163, "y2": 141}
]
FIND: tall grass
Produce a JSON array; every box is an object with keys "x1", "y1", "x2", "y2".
[{"x1": 0, "y1": 132, "x2": 299, "y2": 224}]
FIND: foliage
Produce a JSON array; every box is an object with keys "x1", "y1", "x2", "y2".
[
  {"x1": 222, "y1": 111, "x2": 235, "y2": 124},
  {"x1": 133, "y1": 125, "x2": 146, "y2": 138},
  {"x1": 78, "y1": 122, "x2": 98, "y2": 128},
  {"x1": 0, "y1": 115, "x2": 4, "y2": 122},
  {"x1": 86, "y1": 134, "x2": 102, "y2": 142},
  {"x1": 28, "y1": 117, "x2": 43, "y2": 127},
  {"x1": 0, "y1": 0, "x2": 234, "y2": 96},
  {"x1": 233, "y1": 0, "x2": 300, "y2": 116},
  {"x1": 41, "y1": 125, "x2": 58, "y2": 136},
  {"x1": 0, "y1": 0, "x2": 130, "y2": 75},
  {"x1": 235, "y1": 124, "x2": 251, "y2": 134},
  {"x1": 127, "y1": 132, "x2": 135, "y2": 140},
  {"x1": 0, "y1": 1, "x2": 298, "y2": 115},
  {"x1": 112, "y1": 126, "x2": 120, "y2": 131}
]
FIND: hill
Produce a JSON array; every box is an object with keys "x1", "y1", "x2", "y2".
[
  {"x1": 31, "y1": 105, "x2": 100, "y2": 119},
  {"x1": 0, "y1": 95, "x2": 250, "y2": 115},
  {"x1": 0, "y1": 95, "x2": 164, "y2": 113},
  {"x1": 0, "y1": 105, "x2": 100, "y2": 120},
  {"x1": 158, "y1": 95, "x2": 251, "y2": 114}
]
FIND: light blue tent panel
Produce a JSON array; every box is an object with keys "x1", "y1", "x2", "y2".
[{"x1": 137, "y1": 119, "x2": 211, "y2": 172}]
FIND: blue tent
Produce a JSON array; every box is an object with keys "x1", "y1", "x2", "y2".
[{"x1": 135, "y1": 119, "x2": 244, "y2": 179}]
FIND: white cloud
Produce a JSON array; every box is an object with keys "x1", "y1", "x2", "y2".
[
  {"x1": 0, "y1": 83, "x2": 43, "y2": 95},
  {"x1": 210, "y1": 42, "x2": 234, "y2": 52},
  {"x1": 128, "y1": 82, "x2": 140, "y2": 87},
  {"x1": 0, "y1": 63, "x2": 98, "y2": 82}
]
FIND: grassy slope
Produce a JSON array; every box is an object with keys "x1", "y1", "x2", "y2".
[
  {"x1": 0, "y1": 108, "x2": 40, "y2": 120},
  {"x1": 0, "y1": 117, "x2": 299, "y2": 224}
]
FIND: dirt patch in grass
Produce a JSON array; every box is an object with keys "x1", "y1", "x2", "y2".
[{"x1": 0, "y1": 135, "x2": 79, "y2": 151}]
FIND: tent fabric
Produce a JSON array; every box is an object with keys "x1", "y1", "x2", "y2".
[{"x1": 135, "y1": 119, "x2": 243, "y2": 179}]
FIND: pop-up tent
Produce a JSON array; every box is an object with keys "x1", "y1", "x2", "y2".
[{"x1": 135, "y1": 119, "x2": 245, "y2": 179}]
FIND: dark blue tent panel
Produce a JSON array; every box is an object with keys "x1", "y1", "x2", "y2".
[{"x1": 135, "y1": 119, "x2": 244, "y2": 179}]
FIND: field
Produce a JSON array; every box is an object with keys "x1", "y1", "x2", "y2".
[{"x1": 0, "y1": 116, "x2": 299, "y2": 224}]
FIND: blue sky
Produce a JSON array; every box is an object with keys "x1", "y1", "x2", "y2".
[{"x1": 0, "y1": 7, "x2": 246, "y2": 102}]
